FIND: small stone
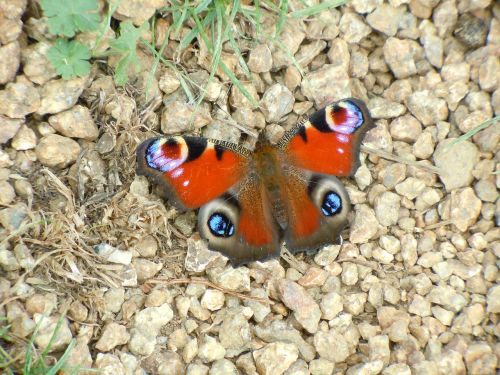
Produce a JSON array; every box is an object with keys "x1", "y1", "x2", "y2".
[
  {"x1": 22, "y1": 42, "x2": 58, "y2": 85},
  {"x1": 219, "y1": 307, "x2": 252, "y2": 354},
  {"x1": 114, "y1": 0, "x2": 164, "y2": 25},
  {"x1": 380, "y1": 163, "x2": 407, "y2": 189},
  {"x1": 48, "y1": 105, "x2": 99, "y2": 140},
  {"x1": 261, "y1": 84, "x2": 294, "y2": 123},
  {"x1": 383, "y1": 364, "x2": 411, "y2": 375},
  {"x1": 450, "y1": 188, "x2": 482, "y2": 232},
  {"x1": 349, "y1": 204, "x2": 378, "y2": 243},
  {"x1": 369, "y1": 335, "x2": 390, "y2": 365},
  {"x1": 343, "y1": 292, "x2": 367, "y2": 315},
  {"x1": 314, "y1": 329, "x2": 350, "y2": 362},
  {"x1": 486, "y1": 285, "x2": 500, "y2": 313},
  {"x1": 320, "y1": 292, "x2": 343, "y2": 320},
  {"x1": 243, "y1": 288, "x2": 271, "y2": 323},
  {"x1": 94, "y1": 353, "x2": 125, "y2": 374},
  {"x1": 347, "y1": 361, "x2": 385, "y2": 375},
  {"x1": 0, "y1": 116, "x2": 23, "y2": 144},
  {"x1": 133, "y1": 258, "x2": 162, "y2": 283},
  {"x1": 200, "y1": 289, "x2": 225, "y2": 311},
  {"x1": 479, "y1": 56, "x2": 500, "y2": 92},
  {"x1": 395, "y1": 177, "x2": 426, "y2": 200},
  {"x1": 409, "y1": 295, "x2": 432, "y2": 317},
  {"x1": 413, "y1": 131, "x2": 435, "y2": 159},
  {"x1": 198, "y1": 335, "x2": 226, "y2": 363},
  {"x1": 0, "y1": 42, "x2": 20, "y2": 85},
  {"x1": 406, "y1": 90, "x2": 448, "y2": 126},
  {"x1": 207, "y1": 265, "x2": 250, "y2": 292},
  {"x1": 436, "y1": 350, "x2": 466, "y2": 375},
  {"x1": 418, "y1": 252, "x2": 443, "y2": 268},
  {"x1": 253, "y1": 342, "x2": 299, "y2": 375},
  {"x1": 247, "y1": 44, "x2": 272, "y2": 73},
  {"x1": 37, "y1": 77, "x2": 87, "y2": 115},
  {"x1": 296, "y1": 40, "x2": 326, "y2": 68},
  {"x1": 278, "y1": 279, "x2": 321, "y2": 334},
  {"x1": 185, "y1": 235, "x2": 226, "y2": 273},
  {"x1": 367, "y1": 4, "x2": 402, "y2": 36},
  {"x1": 434, "y1": 139, "x2": 478, "y2": 191},
  {"x1": 229, "y1": 82, "x2": 259, "y2": 109},
  {"x1": 210, "y1": 359, "x2": 238, "y2": 375},
  {"x1": 339, "y1": 12, "x2": 371, "y2": 43},
  {"x1": 161, "y1": 102, "x2": 212, "y2": 134},
  {"x1": 13, "y1": 243, "x2": 35, "y2": 270},
  {"x1": 35, "y1": 134, "x2": 81, "y2": 168},
  {"x1": 94, "y1": 244, "x2": 132, "y2": 265},
  {"x1": 422, "y1": 34, "x2": 444, "y2": 68},
  {"x1": 302, "y1": 64, "x2": 350, "y2": 108},
  {"x1": 368, "y1": 97, "x2": 406, "y2": 119},
  {"x1": 307, "y1": 359, "x2": 333, "y2": 375},
  {"x1": 134, "y1": 303, "x2": 174, "y2": 336},
  {"x1": 95, "y1": 322, "x2": 129, "y2": 352},
  {"x1": 0, "y1": 80, "x2": 40, "y2": 118},
  {"x1": 297, "y1": 267, "x2": 328, "y2": 288},
  {"x1": 159, "y1": 70, "x2": 180, "y2": 94},
  {"x1": 11, "y1": 125, "x2": 37, "y2": 151},
  {"x1": 428, "y1": 285, "x2": 467, "y2": 313},
  {"x1": 186, "y1": 363, "x2": 209, "y2": 375},
  {"x1": 390, "y1": 115, "x2": 422, "y2": 142},
  {"x1": 384, "y1": 38, "x2": 419, "y2": 79},
  {"x1": 454, "y1": 14, "x2": 487, "y2": 48},
  {"x1": 374, "y1": 191, "x2": 400, "y2": 226},
  {"x1": 33, "y1": 314, "x2": 73, "y2": 352},
  {"x1": 0, "y1": 203, "x2": 28, "y2": 231},
  {"x1": 0, "y1": 249, "x2": 20, "y2": 271},
  {"x1": 0, "y1": 181, "x2": 15, "y2": 205},
  {"x1": 271, "y1": 19, "x2": 305, "y2": 69}
]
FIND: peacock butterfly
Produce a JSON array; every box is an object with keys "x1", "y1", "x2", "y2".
[{"x1": 136, "y1": 98, "x2": 374, "y2": 265}]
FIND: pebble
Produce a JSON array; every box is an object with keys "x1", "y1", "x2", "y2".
[
  {"x1": 33, "y1": 314, "x2": 73, "y2": 352},
  {"x1": 0, "y1": 41, "x2": 20, "y2": 84},
  {"x1": 198, "y1": 335, "x2": 226, "y2": 363},
  {"x1": 433, "y1": 139, "x2": 478, "y2": 191},
  {"x1": 406, "y1": 90, "x2": 448, "y2": 126},
  {"x1": 161, "y1": 102, "x2": 212, "y2": 134},
  {"x1": 95, "y1": 322, "x2": 130, "y2": 352},
  {"x1": 185, "y1": 235, "x2": 226, "y2": 273},
  {"x1": 349, "y1": 204, "x2": 379, "y2": 243},
  {"x1": 0, "y1": 180, "x2": 15, "y2": 205},
  {"x1": 219, "y1": 307, "x2": 252, "y2": 354},
  {"x1": 486, "y1": 285, "x2": 500, "y2": 313},
  {"x1": 314, "y1": 329, "x2": 350, "y2": 363},
  {"x1": 132, "y1": 258, "x2": 162, "y2": 282},
  {"x1": 200, "y1": 289, "x2": 225, "y2": 311},
  {"x1": 0, "y1": 116, "x2": 23, "y2": 144},
  {"x1": 35, "y1": 134, "x2": 81, "y2": 169},
  {"x1": 383, "y1": 38, "x2": 419, "y2": 79},
  {"x1": 36, "y1": 77, "x2": 87, "y2": 115},
  {"x1": 22, "y1": 41, "x2": 58, "y2": 84},
  {"x1": 271, "y1": 19, "x2": 305, "y2": 70},
  {"x1": 210, "y1": 359, "x2": 238, "y2": 375},
  {"x1": 368, "y1": 97, "x2": 406, "y2": 119},
  {"x1": 48, "y1": 105, "x2": 99, "y2": 140},
  {"x1": 253, "y1": 342, "x2": 299, "y2": 375},
  {"x1": 478, "y1": 56, "x2": 500, "y2": 92},
  {"x1": 0, "y1": 79, "x2": 40, "y2": 118},
  {"x1": 320, "y1": 292, "x2": 343, "y2": 320},
  {"x1": 389, "y1": 115, "x2": 422, "y2": 142},
  {"x1": 247, "y1": 44, "x2": 272, "y2": 73},
  {"x1": 309, "y1": 359, "x2": 334, "y2": 375},
  {"x1": 302, "y1": 64, "x2": 350, "y2": 108},
  {"x1": 374, "y1": 191, "x2": 400, "y2": 226},
  {"x1": 278, "y1": 279, "x2": 321, "y2": 334},
  {"x1": 94, "y1": 244, "x2": 132, "y2": 265},
  {"x1": 114, "y1": 0, "x2": 164, "y2": 25},
  {"x1": 207, "y1": 265, "x2": 250, "y2": 292},
  {"x1": 158, "y1": 69, "x2": 180, "y2": 94},
  {"x1": 261, "y1": 84, "x2": 294, "y2": 123},
  {"x1": 450, "y1": 188, "x2": 482, "y2": 232},
  {"x1": 339, "y1": 12, "x2": 371, "y2": 43},
  {"x1": 11, "y1": 124, "x2": 37, "y2": 151},
  {"x1": 366, "y1": 4, "x2": 402, "y2": 37}
]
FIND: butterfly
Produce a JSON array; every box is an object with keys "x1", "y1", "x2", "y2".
[{"x1": 136, "y1": 98, "x2": 374, "y2": 265}]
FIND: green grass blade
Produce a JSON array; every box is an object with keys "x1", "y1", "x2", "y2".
[
  {"x1": 220, "y1": 61, "x2": 259, "y2": 108},
  {"x1": 275, "y1": 0, "x2": 289, "y2": 38},
  {"x1": 290, "y1": 0, "x2": 348, "y2": 18},
  {"x1": 45, "y1": 338, "x2": 76, "y2": 375},
  {"x1": 446, "y1": 115, "x2": 499, "y2": 149}
]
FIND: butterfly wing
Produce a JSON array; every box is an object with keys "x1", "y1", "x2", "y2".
[
  {"x1": 277, "y1": 98, "x2": 373, "y2": 252},
  {"x1": 198, "y1": 178, "x2": 280, "y2": 265},
  {"x1": 136, "y1": 136, "x2": 249, "y2": 210},
  {"x1": 278, "y1": 98, "x2": 373, "y2": 176},
  {"x1": 137, "y1": 136, "x2": 280, "y2": 264}
]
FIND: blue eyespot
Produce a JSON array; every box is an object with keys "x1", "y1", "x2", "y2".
[
  {"x1": 321, "y1": 191, "x2": 342, "y2": 216},
  {"x1": 208, "y1": 213, "x2": 235, "y2": 238}
]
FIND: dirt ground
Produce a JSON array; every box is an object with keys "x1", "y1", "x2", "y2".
[{"x1": 0, "y1": 0, "x2": 499, "y2": 374}]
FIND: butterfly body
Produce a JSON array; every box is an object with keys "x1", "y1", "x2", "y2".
[{"x1": 137, "y1": 98, "x2": 374, "y2": 265}]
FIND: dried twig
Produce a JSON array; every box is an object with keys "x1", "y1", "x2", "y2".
[
  {"x1": 142, "y1": 277, "x2": 275, "y2": 305},
  {"x1": 361, "y1": 145, "x2": 444, "y2": 175}
]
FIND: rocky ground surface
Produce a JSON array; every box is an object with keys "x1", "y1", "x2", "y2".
[{"x1": 0, "y1": 0, "x2": 499, "y2": 374}]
